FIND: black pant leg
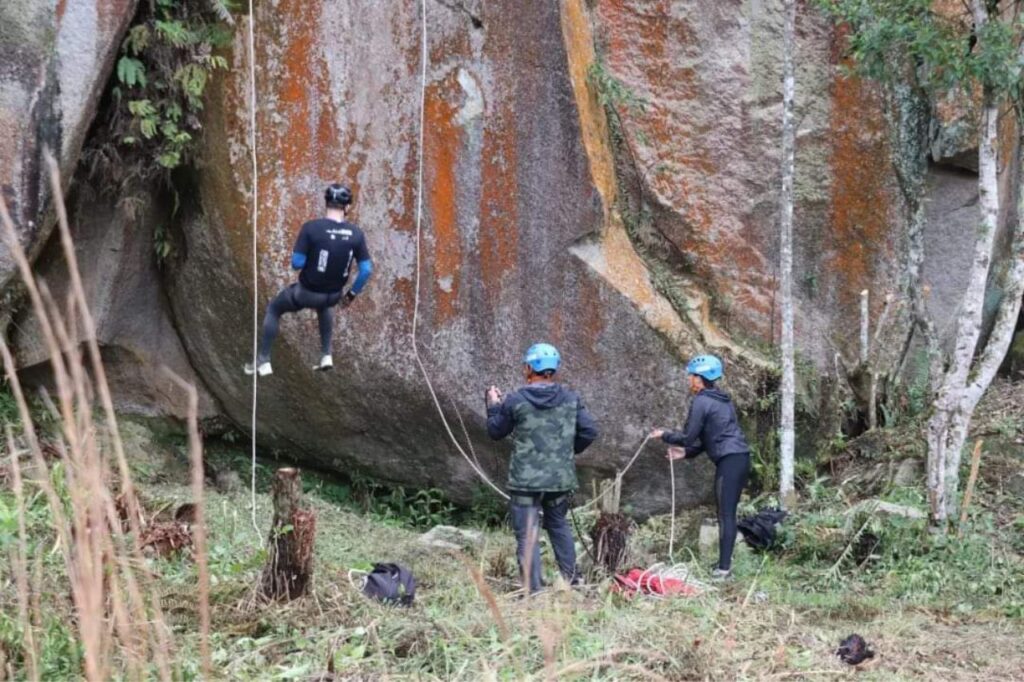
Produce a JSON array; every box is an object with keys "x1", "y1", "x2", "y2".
[
  {"x1": 258, "y1": 284, "x2": 301, "y2": 362},
  {"x1": 510, "y1": 499, "x2": 543, "y2": 593},
  {"x1": 541, "y1": 495, "x2": 577, "y2": 584},
  {"x1": 715, "y1": 454, "x2": 751, "y2": 571}
]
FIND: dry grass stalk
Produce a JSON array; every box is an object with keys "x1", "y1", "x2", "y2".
[
  {"x1": 957, "y1": 439, "x2": 985, "y2": 537},
  {"x1": 5, "y1": 427, "x2": 38, "y2": 681},
  {"x1": 0, "y1": 156, "x2": 203, "y2": 680},
  {"x1": 161, "y1": 367, "x2": 212, "y2": 677},
  {"x1": 552, "y1": 649, "x2": 669, "y2": 681},
  {"x1": 457, "y1": 553, "x2": 509, "y2": 642}
]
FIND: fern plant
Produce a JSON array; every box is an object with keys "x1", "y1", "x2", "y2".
[{"x1": 86, "y1": 0, "x2": 235, "y2": 196}]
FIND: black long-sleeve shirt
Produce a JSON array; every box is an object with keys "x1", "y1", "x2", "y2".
[{"x1": 662, "y1": 388, "x2": 750, "y2": 464}]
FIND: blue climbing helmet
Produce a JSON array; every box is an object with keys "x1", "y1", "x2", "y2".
[
  {"x1": 686, "y1": 354, "x2": 723, "y2": 381},
  {"x1": 523, "y1": 343, "x2": 561, "y2": 374}
]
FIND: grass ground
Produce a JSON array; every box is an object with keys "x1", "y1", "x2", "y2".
[{"x1": 1, "y1": 406, "x2": 1023, "y2": 680}]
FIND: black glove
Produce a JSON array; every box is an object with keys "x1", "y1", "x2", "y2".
[{"x1": 340, "y1": 291, "x2": 357, "y2": 308}]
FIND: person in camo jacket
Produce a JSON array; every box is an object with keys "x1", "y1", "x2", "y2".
[{"x1": 485, "y1": 343, "x2": 599, "y2": 594}]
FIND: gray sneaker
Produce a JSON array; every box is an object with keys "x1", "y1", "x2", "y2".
[
  {"x1": 243, "y1": 361, "x2": 272, "y2": 377},
  {"x1": 710, "y1": 568, "x2": 733, "y2": 582},
  {"x1": 313, "y1": 354, "x2": 333, "y2": 372}
]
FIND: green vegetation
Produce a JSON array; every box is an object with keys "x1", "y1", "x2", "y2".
[
  {"x1": 2, "y1": 427, "x2": 1022, "y2": 679},
  {"x1": 818, "y1": 0, "x2": 1023, "y2": 100},
  {"x1": 207, "y1": 446, "x2": 500, "y2": 531},
  {"x1": 86, "y1": 0, "x2": 235, "y2": 195},
  {"x1": 0, "y1": 380, "x2": 17, "y2": 431},
  {"x1": 586, "y1": 60, "x2": 647, "y2": 116}
]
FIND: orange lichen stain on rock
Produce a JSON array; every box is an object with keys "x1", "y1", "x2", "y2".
[
  {"x1": 423, "y1": 75, "x2": 463, "y2": 324},
  {"x1": 560, "y1": 0, "x2": 694, "y2": 359},
  {"x1": 827, "y1": 36, "x2": 892, "y2": 315},
  {"x1": 253, "y1": 0, "x2": 343, "y2": 263},
  {"x1": 391, "y1": 277, "x2": 415, "y2": 324},
  {"x1": 561, "y1": 0, "x2": 617, "y2": 209},
  {"x1": 478, "y1": 117, "x2": 518, "y2": 288},
  {"x1": 999, "y1": 104, "x2": 1017, "y2": 173},
  {"x1": 390, "y1": 129, "x2": 419, "y2": 233},
  {"x1": 575, "y1": 274, "x2": 607, "y2": 364},
  {"x1": 97, "y1": 0, "x2": 133, "y2": 32}
]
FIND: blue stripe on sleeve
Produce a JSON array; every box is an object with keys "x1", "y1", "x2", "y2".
[
  {"x1": 350, "y1": 259, "x2": 373, "y2": 294},
  {"x1": 291, "y1": 252, "x2": 306, "y2": 270}
]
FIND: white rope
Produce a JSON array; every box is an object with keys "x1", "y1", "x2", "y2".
[
  {"x1": 410, "y1": 0, "x2": 508, "y2": 500},
  {"x1": 577, "y1": 435, "x2": 651, "y2": 512},
  {"x1": 669, "y1": 455, "x2": 676, "y2": 561},
  {"x1": 246, "y1": 0, "x2": 260, "y2": 534}
]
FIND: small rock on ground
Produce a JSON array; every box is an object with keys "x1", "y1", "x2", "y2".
[
  {"x1": 418, "y1": 525, "x2": 485, "y2": 551},
  {"x1": 847, "y1": 499, "x2": 926, "y2": 520}
]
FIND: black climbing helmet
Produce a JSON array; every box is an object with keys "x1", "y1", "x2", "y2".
[{"x1": 325, "y1": 183, "x2": 352, "y2": 208}]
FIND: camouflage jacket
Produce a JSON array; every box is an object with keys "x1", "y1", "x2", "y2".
[{"x1": 486, "y1": 383, "x2": 598, "y2": 493}]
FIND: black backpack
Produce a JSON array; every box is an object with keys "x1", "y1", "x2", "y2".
[
  {"x1": 362, "y1": 563, "x2": 416, "y2": 606},
  {"x1": 738, "y1": 508, "x2": 789, "y2": 551}
]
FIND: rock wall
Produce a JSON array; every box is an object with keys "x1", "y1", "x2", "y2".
[
  {"x1": 162, "y1": 0, "x2": 921, "y2": 511},
  {"x1": 9, "y1": 182, "x2": 219, "y2": 422},
  {"x1": 4, "y1": 0, "x2": 1008, "y2": 513},
  {"x1": 0, "y1": 0, "x2": 137, "y2": 294},
  {"x1": 590, "y1": 1, "x2": 906, "y2": 367},
  {"x1": 166, "y1": 0, "x2": 719, "y2": 514}
]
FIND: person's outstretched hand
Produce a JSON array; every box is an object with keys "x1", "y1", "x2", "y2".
[
  {"x1": 666, "y1": 447, "x2": 686, "y2": 461},
  {"x1": 486, "y1": 386, "x2": 503, "y2": 407},
  {"x1": 649, "y1": 428, "x2": 665, "y2": 439}
]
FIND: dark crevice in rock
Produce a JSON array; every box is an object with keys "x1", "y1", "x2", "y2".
[{"x1": 433, "y1": 0, "x2": 483, "y2": 29}]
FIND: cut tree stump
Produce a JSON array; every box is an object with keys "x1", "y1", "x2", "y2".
[{"x1": 259, "y1": 468, "x2": 316, "y2": 601}]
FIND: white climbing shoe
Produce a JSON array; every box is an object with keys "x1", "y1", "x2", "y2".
[
  {"x1": 243, "y1": 361, "x2": 273, "y2": 377},
  {"x1": 313, "y1": 355, "x2": 333, "y2": 372}
]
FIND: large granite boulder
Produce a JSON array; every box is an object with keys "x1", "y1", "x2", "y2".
[
  {"x1": 160, "y1": 0, "x2": 919, "y2": 514},
  {"x1": 0, "y1": 0, "x2": 137, "y2": 295},
  {"x1": 6, "y1": 1, "x2": 1003, "y2": 515},
  {"x1": 10, "y1": 183, "x2": 219, "y2": 421}
]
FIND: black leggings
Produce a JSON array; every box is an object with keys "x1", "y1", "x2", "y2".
[
  {"x1": 258, "y1": 283, "x2": 341, "y2": 362},
  {"x1": 714, "y1": 453, "x2": 750, "y2": 571}
]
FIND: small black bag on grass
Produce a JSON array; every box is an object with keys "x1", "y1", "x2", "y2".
[
  {"x1": 738, "y1": 508, "x2": 788, "y2": 551},
  {"x1": 362, "y1": 563, "x2": 416, "y2": 606}
]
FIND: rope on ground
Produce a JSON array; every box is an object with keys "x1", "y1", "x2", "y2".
[
  {"x1": 246, "y1": 0, "x2": 260, "y2": 534},
  {"x1": 410, "y1": 0, "x2": 508, "y2": 501}
]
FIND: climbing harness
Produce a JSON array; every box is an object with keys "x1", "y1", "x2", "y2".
[
  {"x1": 246, "y1": 0, "x2": 260, "y2": 533},
  {"x1": 409, "y1": 0, "x2": 507, "y2": 500}
]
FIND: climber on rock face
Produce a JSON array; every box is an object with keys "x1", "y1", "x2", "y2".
[
  {"x1": 650, "y1": 354, "x2": 751, "y2": 581},
  {"x1": 244, "y1": 183, "x2": 373, "y2": 377},
  {"x1": 485, "y1": 343, "x2": 599, "y2": 594}
]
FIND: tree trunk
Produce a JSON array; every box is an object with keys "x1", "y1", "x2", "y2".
[
  {"x1": 778, "y1": 0, "x2": 797, "y2": 509},
  {"x1": 925, "y1": 3, "x2": 1003, "y2": 520},
  {"x1": 259, "y1": 468, "x2": 316, "y2": 601}
]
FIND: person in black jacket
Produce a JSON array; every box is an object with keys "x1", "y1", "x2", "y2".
[
  {"x1": 486, "y1": 343, "x2": 599, "y2": 594},
  {"x1": 651, "y1": 354, "x2": 751, "y2": 580}
]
